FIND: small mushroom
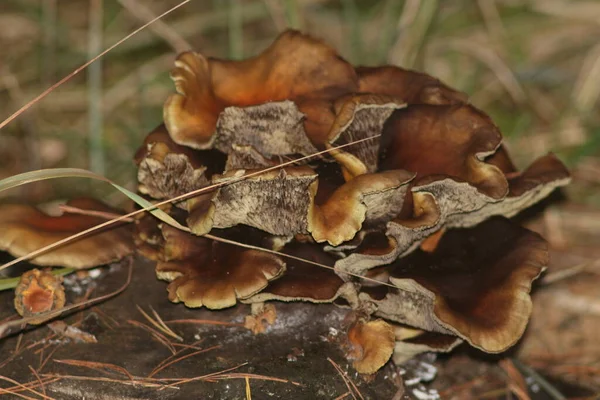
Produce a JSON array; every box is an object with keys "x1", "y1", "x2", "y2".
[
  {"x1": 14, "y1": 269, "x2": 66, "y2": 325},
  {"x1": 156, "y1": 225, "x2": 286, "y2": 309},
  {"x1": 0, "y1": 198, "x2": 134, "y2": 269},
  {"x1": 347, "y1": 318, "x2": 395, "y2": 374},
  {"x1": 359, "y1": 217, "x2": 547, "y2": 353}
]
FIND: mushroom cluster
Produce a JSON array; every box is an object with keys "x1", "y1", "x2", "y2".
[
  {"x1": 132, "y1": 30, "x2": 569, "y2": 373},
  {"x1": 0, "y1": 30, "x2": 570, "y2": 375}
]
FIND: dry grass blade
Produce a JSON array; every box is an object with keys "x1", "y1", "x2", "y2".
[
  {"x1": 160, "y1": 363, "x2": 248, "y2": 389},
  {"x1": 39, "y1": 373, "x2": 172, "y2": 389},
  {"x1": 499, "y1": 359, "x2": 530, "y2": 400},
  {"x1": 59, "y1": 204, "x2": 134, "y2": 222},
  {"x1": 245, "y1": 376, "x2": 251, "y2": 400},
  {"x1": 214, "y1": 373, "x2": 302, "y2": 386},
  {"x1": 147, "y1": 339, "x2": 203, "y2": 377},
  {"x1": 334, "y1": 392, "x2": 352, "y2": 400},
  {"x1": 53, "y1": 359, "x2": 134, "y2": 381},
  {"x1": 27, "y1": 365, "x2": 46, "y2": 397},
  {"x1": 136, "y1": 305, "x2": 183, "y2": 342},
  {"x1": 127, "y1": 319, "x2": 176, "y2": 354},
  {"x1": 0, "y1": 0, "x2": 191, "y2": 132},
  {"x1": 511, "y1": 358, "x2": 566, "y2": 400},
  {"x1": 327, "y1": 357, "x2": 363, "y2": 400},
  {"x1": 148, "y1": 345, "x2": 221, "y2": 378},
  {"x1": 39, "y1": 345, "x2": 61, "y2": 373},
  {"x1": 118, "y1": 0, "x2": 192, "y2": 52},
  {"x1": 0, "y1": 260, "x2": 133, "y2": 340},
  {"x1": 165, "y1": 319, "x2": 244, "y2": 327},
  {"x1": 0, "y1": 374, "x2": 55, "y2": 400}
]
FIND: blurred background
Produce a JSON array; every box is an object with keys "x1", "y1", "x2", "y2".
[{"x1": 0, "y1": 0, "x2": 599, "y2": 395}]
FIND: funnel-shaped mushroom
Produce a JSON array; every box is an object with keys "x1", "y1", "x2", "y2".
[
  {"x1": 359, "y1": 217, "x2": 547, "y2": 352},
  {"x1": 0, "y1": 198, "x2": 134, "y2": 269}
]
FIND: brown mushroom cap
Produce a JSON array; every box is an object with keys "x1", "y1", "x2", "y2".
[
  {"x1": 347, "y1": 318, "x2": 395, "y2": 374},
  {"x1": 164, "y1": 30, "x2": 358, "y2": 150},
  {"x1": 156, "y1": 225, "x2": 285, "y2": 309},
  {"x1": 14, "y1": 268, "x2": 66, "y2": 325},
  {"x1": 0, "y1": 198, "x2": 134, "y2": 269},
  {"x1": 242, "y1": 241, "x2": 354, "y2": 304},
  {"x1": 356, "y1": 65, "x2": 469, "y2": 106},
  {"x1": 359, "y1": 217, "x2": 547, "y2": 353},
  {"x1": 135, "y1": 124, "x2": 226, "y2": 202},
  {"x1": 393, "y1": 331, "x2": 462, "y2": 365}
]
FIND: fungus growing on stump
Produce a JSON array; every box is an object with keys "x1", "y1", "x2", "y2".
[
  {"x1": 130, "y1": 30, "x2": 570, "y2": 373},
  {"x1": 0, "y1": 30, "x2": 569, "y2": 376}
]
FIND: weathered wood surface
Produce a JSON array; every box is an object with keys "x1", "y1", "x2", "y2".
[{"x1": 0, "y1": 258, "x2": 408, "y2": 399}]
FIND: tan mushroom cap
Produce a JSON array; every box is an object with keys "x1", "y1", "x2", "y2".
[
  {"x1": 156, "y1": 225, "x2": 285, "y2": 309},
  {"x1": 164, "y1": 30, "x2": 358, "y2": 150},
  {"x1": 0, "y1": 198, "x2": 134, "y2": 269},
  {"x1": 359, "y1": 217, "x2": 547, "y2": 353},
  {"x1": 135, "y1": 124, "x2": 226, "y2": 201},
  {"x1": 187, "y1": 163, "x2": 414, "y2": 246},
  {"x1": 14, "y1": 268, "x2": 66, "y2": 325},
  {"x1": 347, "y1": 318, "x2": 395, "y2": 374}
]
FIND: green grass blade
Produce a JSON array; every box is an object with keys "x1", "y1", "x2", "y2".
[{"x1": 0, "y1": 167, "x2": 186, "y2": 231}]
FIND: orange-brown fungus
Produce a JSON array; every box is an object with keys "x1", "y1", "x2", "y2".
[
  {"x1": 0, "y1": 198, "x2": 134, "y2": 269},
  {"x1": 347, "y1": 318, "x2": 395, "y2": 374},
  {"x1": 14, "y1": 269, "x2": 66, "y2": 325},
  {"x1": 360, "y1": 217, "x2": 547, "y2": 352},
  {"x1": 123, "y1": 29, "x2": 571, "y2": 373}
]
